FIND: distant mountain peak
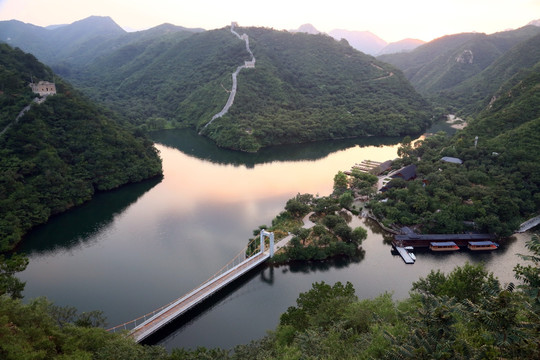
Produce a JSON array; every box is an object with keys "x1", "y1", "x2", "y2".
[
  {"x1": 45, "y1": 24, "x2": 68, "y2": 30},
  {"x1": 291, "y1": 24, "x2": 321, "y2": 35},
  {"x1": 328, "y1": 29, "x2": 387, "y2": 55},
  {"x1": 149, "y1": 23, "x2": 205, "y2": 33},
  {"x1": 528, "y1": 19, "x2": 540, "y2": 27},
  {"x1": 63, "y1": 15, "x2": 125, "y2": 34}
]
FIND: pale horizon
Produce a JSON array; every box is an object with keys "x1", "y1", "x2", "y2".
[{"x1": 0, "y1": 0, "x2": 538, "y2": 43}]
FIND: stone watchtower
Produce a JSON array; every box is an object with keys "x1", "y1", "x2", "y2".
[{"x1": 30, "y1": 81, "x2": 56, "y2": 96}]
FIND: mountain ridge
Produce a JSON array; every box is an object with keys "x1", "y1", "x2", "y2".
[
  {"x1": 378, "y1": 38, "x2": 426, "y2": 55},
  {"x1": 377, "y1": 25, "x2": 540, "y2": 112},
  {"x1": 69, "y1": 25, "x2": 432, "y2": 151},
  {"x1": 0, "y1": 16, "x2": 202, "y2": 67}
]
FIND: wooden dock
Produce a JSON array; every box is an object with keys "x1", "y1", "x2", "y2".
[
  {"x1": 517, "y1": 215, "x2": 540, "y2": 233},
  {"x1": 344, "y1": 160, "x2": 390, "y2": 176},
  {"x1": 394, "y1": 246, "x2": 415, "y2": 264},
  {"x1": 394, "y1": 233, "x2": 494, "y2": 248},
  {"x1": 130, "y1": 251, "x2": 269, "y2": 343}
]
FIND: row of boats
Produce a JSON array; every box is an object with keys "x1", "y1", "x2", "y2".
[
  {"x1": 392, "y1": 228, "x2": 499, "y2": 263},
  {"x1": 428, "y1": 240, "x2": 499, "y2": 251},
  {"x1": 403, "y1": 241, "x2": 499, "y2": 253},
  {"x1": 400, "y1": 240, "x2": 499, "y2": 263}
]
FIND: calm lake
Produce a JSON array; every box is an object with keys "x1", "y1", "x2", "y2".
[{"x1": 16, "y1": 127, "x2": 532, "y2": 350}]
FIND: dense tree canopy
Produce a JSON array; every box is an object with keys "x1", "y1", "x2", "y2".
[
  {"x1": 369, "y1": 67, "x2": 540, "y2": 236},
  {"x1": 0, "y1": 44, "x2": 162, "y2": 250},
  {"x1": 378, "y1": 26, "x2": 540, "y2": 115},
  {"x1": 65, "y1": 27, "x2": 432, "y2": 151}
]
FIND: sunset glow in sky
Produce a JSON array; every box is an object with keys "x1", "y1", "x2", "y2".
[{"x1": 0, "y1": 0, "x2": 538, "y2": 42}]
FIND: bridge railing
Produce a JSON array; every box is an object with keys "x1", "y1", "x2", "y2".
[{"x1": 106, "y1": 237, "x2": 261, "y2": 333}]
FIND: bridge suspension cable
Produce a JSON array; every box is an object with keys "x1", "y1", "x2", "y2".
[{"x1": 106, "y1": 235, "x2": 264, "y2": 333}]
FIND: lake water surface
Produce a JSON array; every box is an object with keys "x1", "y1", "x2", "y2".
[{"x1": 17, "y1": 128, "x2": 532, "y2": 350}]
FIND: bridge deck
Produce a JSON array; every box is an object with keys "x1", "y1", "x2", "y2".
[
  {"x1": 114, "y1": 223, "x2": 302, "y2": 342},
  {"x1": 130, "y1": 251, "x2": 269, "y2": 343}
]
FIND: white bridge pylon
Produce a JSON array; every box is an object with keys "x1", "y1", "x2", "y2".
[{"x1": 260, "y1": 230, "x2": 275, "y2": 257}]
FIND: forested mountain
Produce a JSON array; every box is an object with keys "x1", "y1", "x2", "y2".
[
  {"x1": 370, "y1": 63, "x2": 540, "y2": 237},
  {"x1": 377, "y1": 25, "x2": 540, "y2": 112},
  {"x1": 68, "y1": 26, "x2": 431, "y2": 151},
  {"x1": 0, "y1": 16, "x2": 125, "y2": 65},
  {"x1": 378, "y1": 38, "x2": 425, "y2": 55},
  {"x1": 0, "y1": 16, "x2": 202, "y2": 72},
  {"x1": 208, "y1": 27, "x2": 430, "y2": 151},
  {"x1": 1, "y1": 18, "x2": 433, "y2": 151},
  {"x1": 439, "y1": 32, "x2": 540, "y2": 114},
  {"x1": 0, "y1": 44, "x2": 162, "y2": 250}
]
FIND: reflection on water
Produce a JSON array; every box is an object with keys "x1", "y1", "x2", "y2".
[
  {"x1": 15, "y1": 177, "x2": 162, "y2": 256},
  {"x1": 285, "y1": 251, "x2": 366, "y2": 274},
  {"x1": 150, "y1": 128, "x2": 405, "y2": 168}
]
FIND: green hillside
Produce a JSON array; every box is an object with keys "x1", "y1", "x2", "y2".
[
  {"x1": 0, "y1": 44, "x2": 52, "y2": 130},
  {"x1": 199, "y1": 27, "x2": 432, "y2": 151},
  {"x1": 439, "y1": 32, "x2": 540, "y2": 114},
  {"x1": 0, "y1": 16, "x2": 201, "y2": 72},
  {"x1": 73, "y1": 26, "x2": 432, "y2": 151},
  {"x1": 378, "y1": 26, "x2": 540, "y2": 113},
  {"x1": 0, "y1": 44, "x2": 162, "y2": 250},
  {"x1": 0, "y1": 16, "x2": 125, "y2": 66},
  {"x1": 71, "y1": 28, "x2": 244, "y2": 126},
  {"x1": 370, "y1": 66, "x2": 540, "y2": 236},
  {"x1": 2, "y1": 19, "x2": 434, "y2": 151}
]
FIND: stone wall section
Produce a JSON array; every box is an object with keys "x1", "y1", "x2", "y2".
[{"x1": 201, "y1": 22, "x2": 256, "y2": 130}]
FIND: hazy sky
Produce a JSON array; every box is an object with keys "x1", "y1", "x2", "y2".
[{"x1": 0, "y1": 0, "x2": 538, "y2": 42}]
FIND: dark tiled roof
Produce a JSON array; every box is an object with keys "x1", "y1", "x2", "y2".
[{"x1": 392, "y1": 164, "x2": 416, "y2": 181}]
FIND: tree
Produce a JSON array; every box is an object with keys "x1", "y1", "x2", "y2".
[
  {"x1": 323, "y1": 214, "x2": 345, "y2": 229},
  {"x1": 314, "y1": 196, "x2": 339, "y2": 215},
  {"x1": 279, "y1": 281, "x2": 357, "y2": 333},
  {"x1": 411, "y1": 262, "x2": 500, "y2": 303},
  {"x1": 333, "y1": 223, "x2": 352, "y2": 242},
  {"x1": 351, "y1": 171, "x2": 378, "y2": 196},
  {"x1": 338, "y1": 191, "x2": 354, "y2": 209},
  {"x1": 74, "y1": 310, "x2": 108, "y2": 328},
  {"x1": 0, "y1": 253, "x2": 28, "y2": 299},
  {"x1": 397, "y1": 136, "x2": 415, "y2": 163},
  {"x1": 285, "y1": 197, "x2": 310, "y2": 218},
  {"x1": 350, "y1": 227, "x2": 367, "y2": 245},
  {"x1": 333, "y1": 171, "x2": 348, "y2": 195},
  {"x1": 293, "y1": 227, "x2": 311, "y2": 245},
  {"x1": 514, "y1": 234, "x2": 540, "y2": 313}
]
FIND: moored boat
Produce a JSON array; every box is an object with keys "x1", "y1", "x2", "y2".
[
  {"x1": 429, "y1": 241, "x2": 459, "y2": 251},
  {"x1": 468, "y1": 241, "x2": 499, "y2": 251}
]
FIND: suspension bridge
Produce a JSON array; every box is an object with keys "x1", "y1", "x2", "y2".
[{"x1": 107, "y1": 229, "x2": 285, "y2": 343}]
